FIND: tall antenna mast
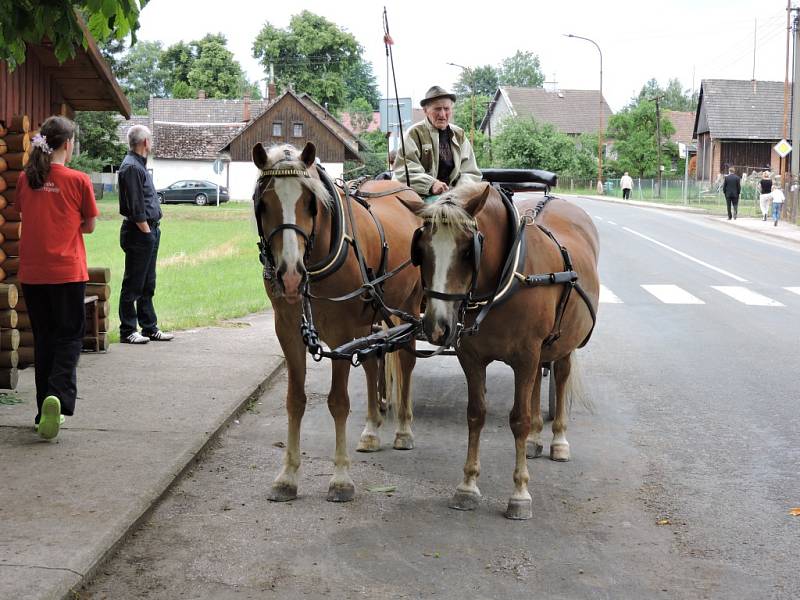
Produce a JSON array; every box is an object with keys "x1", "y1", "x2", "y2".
[{"x1": 752, "y1": 18, "x2": 758, "y2": 81}]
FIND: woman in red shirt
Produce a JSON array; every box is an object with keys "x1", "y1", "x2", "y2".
[{"x1": 17, "y1": 116, "x2": 98, "y2": 440}]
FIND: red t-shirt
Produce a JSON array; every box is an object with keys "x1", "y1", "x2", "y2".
[{"x1": 16, "y1": 164, "x2": 99, "y2": 284}]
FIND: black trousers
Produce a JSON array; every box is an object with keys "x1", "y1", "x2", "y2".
[
  {"x1": 119, "y1": 221, "x2": 160, "y2": 337},
  {"x1": 21, "y1": 282, "x2": 86, "y2": 421},
  {"x1": 725, "y1": 196, "x2": 739, "y2": 219},
  {"x1": 622, "y1": 188, "x2": 631, "y2": 200}
]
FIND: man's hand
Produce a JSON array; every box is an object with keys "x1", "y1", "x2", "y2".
[
  {"x1": 431, "y1": 180, "x2": 449, "y2": 195},
  {"x1": 136, "y1": 221, "x2": 151, "y2": 234}
]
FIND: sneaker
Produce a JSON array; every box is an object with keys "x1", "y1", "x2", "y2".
[
  {"x1": 38, "y1": 396, "x2": 62, "y2": 440},
  {"x1": 34, "y1": 415, "x2": 65, "y2": 432},
  {"x1": 122, "y1": 332, "x2": 150, "y2": 344},
  {"x1": 146, "y1": 330, "x2": 174, "y2": 341}
]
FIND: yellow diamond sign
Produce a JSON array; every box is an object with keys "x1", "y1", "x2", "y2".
[{"x1": 774, "y1": 139, "x2": 792, "y2": 158}]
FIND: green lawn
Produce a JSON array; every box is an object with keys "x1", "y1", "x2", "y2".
[{"x1": 88, "y1": 194, "x2": 269, "y2": 342}]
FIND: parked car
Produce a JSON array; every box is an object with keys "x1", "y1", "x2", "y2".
[{"x1": 156, "y1": 180, "x2": 230, "y2": 206}]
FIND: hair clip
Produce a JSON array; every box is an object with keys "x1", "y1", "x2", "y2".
[{"x1": 31, "y1": 133, "x2": 53, "y2": 155}]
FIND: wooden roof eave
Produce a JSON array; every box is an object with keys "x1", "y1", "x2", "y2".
[{"x1": 75, "y1": 14, "x2": 131, "y2": 118}]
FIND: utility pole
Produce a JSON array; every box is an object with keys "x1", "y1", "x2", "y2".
[
  {"x1": 783, "y1": 0, "x2": 791, "y2": 182},
  {"x1": 651, "y1": 95, "x2": 664, "y2": 199},
  {"x1": 791, "y1": 8, "x2": 800, "y2": 221}
]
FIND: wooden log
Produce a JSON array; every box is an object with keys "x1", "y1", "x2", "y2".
[
  {"x1": 14, "y1": 294, "x2": 26, "y2": 312},
  {"x1": 0, "y1": 248, "x2": 6, "y2": 263},
  {"x1": 2, "y1": 152, "x2": 28, "y2": 170},
  {"x1": 8, "y1": 115, "x2": 30, "y2": 133},
  {"x1": 0, "y1": 350, "x2": 19, "y2": 368},
  {"x1": 2, "y1": 240, "x2": 18, "y2": 256},
  {"x1": 0, "y1": 177, "x2": 6, "y2": 193},
  {"x1": 16, "y1": 346, "x2": 33, "y2": 365},
  {"x1": 0, "y1": 138, "x2": 6, "y2": 155},
  {"x1": 0, "y1": 283, "x2": 18, "y2": 309},
  {"x1": 0, "y1": 195, "x2": 6, "y2": 210},
  {"x1": 2, "y1": 257, "x2": 19, "y2": 275},
  {"x1": 1, "y1": 206, "x2": 18, "y2": 221},
  {"x1": 83, "y1": 332, "x2": 109, "y2": 351},
  {"x1": 0, "y1": 329, "x2": 19, "y2": 351},
  {"x1": 0, "y1": 310, "x2": 17, "y2": 328},
  {"x1": 0, "y1": 221, "x2": 21, "y2": 240},
  {"x1": 0, "y1": 367, "x2": 19, "y2": 389},
  {"x1": 1, "y1": 171, "x2": 21, "y2": 187},
  {"x1": 16, "y1": 311, "x2": 30, "y2": 329},
  {"x1": 4, "y1": 133, "x2": 30, "y2": 153},
  {"x1": 2, "y1": 275, "x2": 17, "y2": 287},
  {"x1": 99, "y1": 316, "x2": 109, "y2": 332},
  {"x1": 19, "y1": 330, "x2": 33, "y2": 347},
  {"x1": 0, "y1": 157, "x2": 5, "y2": 173},
  {"x1": 97, "y1": 300, "x2": 109, "y2": 318},
  {"x1": 1, "y1": 187, "x2": 15, "y2": 204},
  {"x1": 86, "y1": 283, "x2": 110, "y2": 301},
  {"x1": 88, "y1": 267, "x2": 111, "y2": 283}
]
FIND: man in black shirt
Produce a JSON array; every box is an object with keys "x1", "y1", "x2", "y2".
[
  {"x1": 117, "y1": 125, "x2": 173, "y2": 344},
  {"x1": 722, "y1": 167, "x2": 741, "y2": 220}
]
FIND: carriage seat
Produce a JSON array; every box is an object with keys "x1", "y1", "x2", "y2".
[{"x1": 481, "y1": 168, "x2": 558, "y2": 187}]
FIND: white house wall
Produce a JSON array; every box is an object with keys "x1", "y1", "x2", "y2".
[{"x1": 487, "y1": 96, "x2": 513, "y2": 137}]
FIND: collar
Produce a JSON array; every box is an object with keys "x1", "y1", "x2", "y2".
[{"x1": 127, "y1": 150, "x2": 147, "y2": 167}]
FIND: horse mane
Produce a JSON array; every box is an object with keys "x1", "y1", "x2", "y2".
[
  {"x1": 418, "y1": 183, "x2": 485, "y2": 232},
  {"x1": 263, "y1": 144, "x2": 332, "y2": 208}
]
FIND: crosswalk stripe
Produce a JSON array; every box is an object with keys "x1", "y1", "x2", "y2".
[
  {"x1": 711, "y1": 286, "x2": 784, "y2": 306},
  {"x1": 607, "y1": 220, "x2": 617, "y2": 225},
  {"x1": 599, "y1": 284, "x2": 623, "y2": 303},
  {"x1": 784, "y1": 287, "x2": 800, "y2": 297},
  {"x1": 641, "y1": 284, "x2": 705, "y2": 304}
]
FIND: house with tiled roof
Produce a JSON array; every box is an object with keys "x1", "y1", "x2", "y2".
[
  {"x1": 479, "y1": 86, "x2": 613, "y2": 137},
  {"x1": 693, "y1": 79, "x2": 784, "y2": 182},
  {"x1": 665, "y1": 110, "x2": 695, "y2": 147}
]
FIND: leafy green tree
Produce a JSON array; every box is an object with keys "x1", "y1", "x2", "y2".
[
  {"x1": 75, "y1": 111, "x2": 127, "y2": 167},
  {"x1": 115, "y1": 40, "x2": 166, "y2": 113},
  {"x1": 252, "y1": 11, "x2": 378, "y2": 112},
  {"x1": 0, "y1": 0, "x2": 146, "y2": 68},
  {"x1": 499, "y1": 51, "x2": 544, "y2": 88},
  {"x1": 634, "y1": 77, "x2": 697, "y2": 111},
  {"x1": 607, "y1": 101, "x2": 676, "y2": 177},
  {"x1": 453, "y1": 65, "x2": 499, "y2": 98},
  {"x1": 492, "y1": 117, "x2": 579, "y2": 173},
  {"x1": 453, "y1": 94, "x2": 491, "y2": 136},
  {"x1": 187, "y1": 41, "x2": 248, "y2": 98},
  {"x1": 159, "y1": 40, "x2": 195, "y2": 94},
  {"x1": 342, "y1": 60, "x2": 380, "y2": 108},
  {"x1": 347, "y1": 97, "x2": 374, "y2": 132}
]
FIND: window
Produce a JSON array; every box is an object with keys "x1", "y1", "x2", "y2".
[
  {"x1": 292, "y1": 122, "x2": 304, "y2": 138},
  {"x1": 272, "y1": 122, "x2": 282, "y2": 137}
]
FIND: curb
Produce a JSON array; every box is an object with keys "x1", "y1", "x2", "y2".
[
  {"x1": 67, "y1": 357, "x2": 286, "y2": 600},
  {"x1": 566, "y1": 193, "x2": 708, "y2": 214},
  {"x1": 712, "y1": 216, "x2": 800, "y2": 247}
]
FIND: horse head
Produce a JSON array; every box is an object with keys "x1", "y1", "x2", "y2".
[
  {"x1": 252, "y1": 141, "x2": 332, "y2": 303},
  {"x1": 409, "y1": 183, "x2": 492, "y2": 346}
]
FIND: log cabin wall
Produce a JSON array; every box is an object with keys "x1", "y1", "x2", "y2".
[
  {"x1": 1, "y1": 55, "x2": 68, "y2": 130},
  {"x1": 229, "y1": 94, "x2": 345, "y2": 163}
]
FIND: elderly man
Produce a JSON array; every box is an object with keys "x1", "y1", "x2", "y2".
[
  {"x1": 117, "y1": 125, "x2": 173, "y2": 344},
  {"x1": 393, "y1": 85, "x2": 482, "y2": 197}
]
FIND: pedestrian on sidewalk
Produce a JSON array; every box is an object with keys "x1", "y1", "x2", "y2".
[
  {"x1": 759, "y1": 170, "x2": 773, "y2": 221},
  {"x1": 117, "y1": 125, "x2": 173, "y2": 344},
  {"x1": 771, "y1": 176, "x2": 785, "y2": 226},
  {"x1": 17, "y1": 116, "x2": 98, "y2": 440},
  {"x1": 620, "y1": 172, "x2": 633, "y2": 200},
  {"x1": 722, "y1": 167, "x2": 741, "y2": 220}
]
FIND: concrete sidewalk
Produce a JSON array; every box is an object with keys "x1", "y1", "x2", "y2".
[{"x1": 0, "y1": 311, "x2": 284, "y2": 600}]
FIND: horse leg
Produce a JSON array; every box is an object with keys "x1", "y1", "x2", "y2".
[
  {"x1": 550, "y1": 353, "x2": 572, "y2": 462},
  {"x1": 450, "y1": 361, "x2": 486, "y2": 511},
  {"x1": 526, "y1": 365, "x2": 544, "y2": 459},
  {"x1": 391, "y1": 348, "x2": 416, "y2": 450},
  {"x1": 268, "y1": 314, "x2": 307, "y2": 502},
  {"x1": 505, "y1": 361, "x2": 535, "y2": 520},
  {"x1": 327, "y1": 359, "x2": 356, "y2": 502},
  {"x1": 356, "y1": 356, "x2": 383, "y2": 452}
]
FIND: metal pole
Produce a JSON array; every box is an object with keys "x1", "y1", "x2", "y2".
[
  {"x1": 791, "y1": 9, "x2": 800, "y2": 220},
  {"x1": 683, "y1": 150, "x2": 689, "y2": 204},
  {"x1": 783, "y1": 0, "x2": 792, "y2": 180}
]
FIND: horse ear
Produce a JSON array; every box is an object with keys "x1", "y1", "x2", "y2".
[
  {"x1": 300, "y1": 142, "x2": 316, "y2": 168},
  {"x1": 252, "y1": 143, "x2": 268, "y2": 170},
  {"x1": 397, "y1": 193, "x2": 426, "y2": 215},
  {"x1": 461, "y1": 183, "x2": 492, "y2": 217}
]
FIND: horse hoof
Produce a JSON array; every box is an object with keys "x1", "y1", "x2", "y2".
[
  {"x1": 356, "y1": 434, "x2": 381, "y2": 452},
  {"x1": 526, "y1": 441, "x2": 544, "y2": 459},
  {"x1": 550, "y1": 442, "x2": 570, "y2": 462},
  {"x1": 393, "y1": 434, "x2": 414, "y2": 450},
  {"x1": 449, "y1": 490, "x2": 481, "y2": 511},
  {"x1": 326, "y1": 482, "x2": 355, "y2": 503},
  {"x1": 505, "y1": 498, "x2": 532, "y2": 520},
  {"x1": 267, "y1": 483, "x2": 297, "y2": 502}
]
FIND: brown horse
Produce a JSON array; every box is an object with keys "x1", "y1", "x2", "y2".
[
  {"x1": 252, "y1": 142, "x2": 422, "y2": 502},
  {"x1": 402, "y1": 182, "x2": 599, "y2": 519}
]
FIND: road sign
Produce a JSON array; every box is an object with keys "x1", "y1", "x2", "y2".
[
  {"x1": 678, "y1": 142, "x2": 686, "y2": 159},
  {"x1": 213, "y1": 158, "x2": 224, "y2": 174},
  {"x1": 379, "y1": 98, "x2": 412, "y2": 134},
  {"x1": 774, "y1": 139, "x2": 792, "y2": 158}
]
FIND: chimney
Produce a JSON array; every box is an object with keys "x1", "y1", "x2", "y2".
[
  {"x1": 268, "y1": 82, "x2": 276, "y2": 102},
  {"x1": 197, "y1": 89, "x2": 206, "y2": 100},
  {"x1": 243, "y1": 91, "x2": 251, "y2": 122}
]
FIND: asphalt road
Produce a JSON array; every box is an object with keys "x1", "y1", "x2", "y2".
[{"x1": 82, "y1": 198, "x2": 799, "y2": 600}]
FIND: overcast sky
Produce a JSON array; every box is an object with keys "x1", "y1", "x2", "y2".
[{"x1": 135, "y1": 0, "x2": 792, "y2": 112}]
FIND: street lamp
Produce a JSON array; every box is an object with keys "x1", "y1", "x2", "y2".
[
  {"x1": 447, "y1": 62, "x2": 475, "y2": 147},
  {"x1": 564, "y1": 34, "x2": 604, "y2": 194}
]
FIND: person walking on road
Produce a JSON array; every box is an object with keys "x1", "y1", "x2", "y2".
[
  {"x1": 722, "y1": 167, "x2": 741, "y2": 220},
  {"x1": 17, "y1": 116, "x2": 98, "y2": 440},
  {"x1": 118, "y1": 125, "x2": 173, "y2": 344},
  {"x1": 758, "y1": 170, "x2": 773, "y2": 221},
  {"x1": 771, "y1": 175, "x2": 785, "y2": 226},
  {"x1": 620, "y1": 172, "x2": 633, "y2": 200}
]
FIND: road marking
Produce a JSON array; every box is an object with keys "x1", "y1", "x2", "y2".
[
  {"x1": 594, "y1": 215, "x2": 604, "y2": 221},
  {"x1": 607, "y1": 220, "x2": 617, "y2": 225},
  {"x1": 712, "y1": 286, "x2": 784, "y2": 306},
  {"x1": 622, "y1": 227, "x2": 748, "y2": 283},
  {"x1": 641, "y1": 284, "x2": 705, "y2": 304},
  {"x1": 784, "y1": 287, "x2": 800, "y2": 297},
  {"x1": 599, "y1": 284, "x2": 623, "y2": 303}
]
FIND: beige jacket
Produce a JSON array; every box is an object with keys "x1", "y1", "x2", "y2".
[{"x1": 393, "y1": 118, "x2": 482, "y2": 196}]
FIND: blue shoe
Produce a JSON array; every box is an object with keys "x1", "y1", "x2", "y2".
[{"x1": 38, "y1": 396, "x2": 62, "y2": 440}]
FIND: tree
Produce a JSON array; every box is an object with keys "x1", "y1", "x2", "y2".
[
  {"x1": 499, "y1": 51, "x2": 544, "y2": 88},
  {"x1": 607, "y1": 101, "x2": 676, "y2": 177},
  {"x1": 342, "y1": 60, "x2": 380, "y2": 108},
  {"x1": 187, "y1": 41, "x2": 248, "y2": 98},
  {"x1": 634, "y1": 77, "x2": 697, "y2": 112},
  {"x1": 347, "y1": 97, "x2": 374, "y2": 133},
  {"x1": 492, "y1": 117, "x2": 580, "y2": 173},
  {"x1": 159, "y1": 40, "x2": 195, "y2": 94},
  {"x1": 75, "y1": 111, "x2": 127, "y2": 168},
  {"x1": 252, "y1": 11, "x2": 378, "y2": 112},
  {"x1": 115, "y1": 40, "x2": 167, "y2": 113},
  {"x1": 0, "y1": 0, "x2": 146, "y2": 68},
  {"x1": 453, "y1": 65, "x2": 499, "y2": 98},
  {"x1": 453, "y1": 94, "x2": 491, "y2": 136}
]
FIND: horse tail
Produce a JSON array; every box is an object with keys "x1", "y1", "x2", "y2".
[
  {"x1": 564, "y1": 351, "x2": 595, "y2": 415},
  {"x1": 384, "y1": 345, "x2": 403, "y2": 419}
]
